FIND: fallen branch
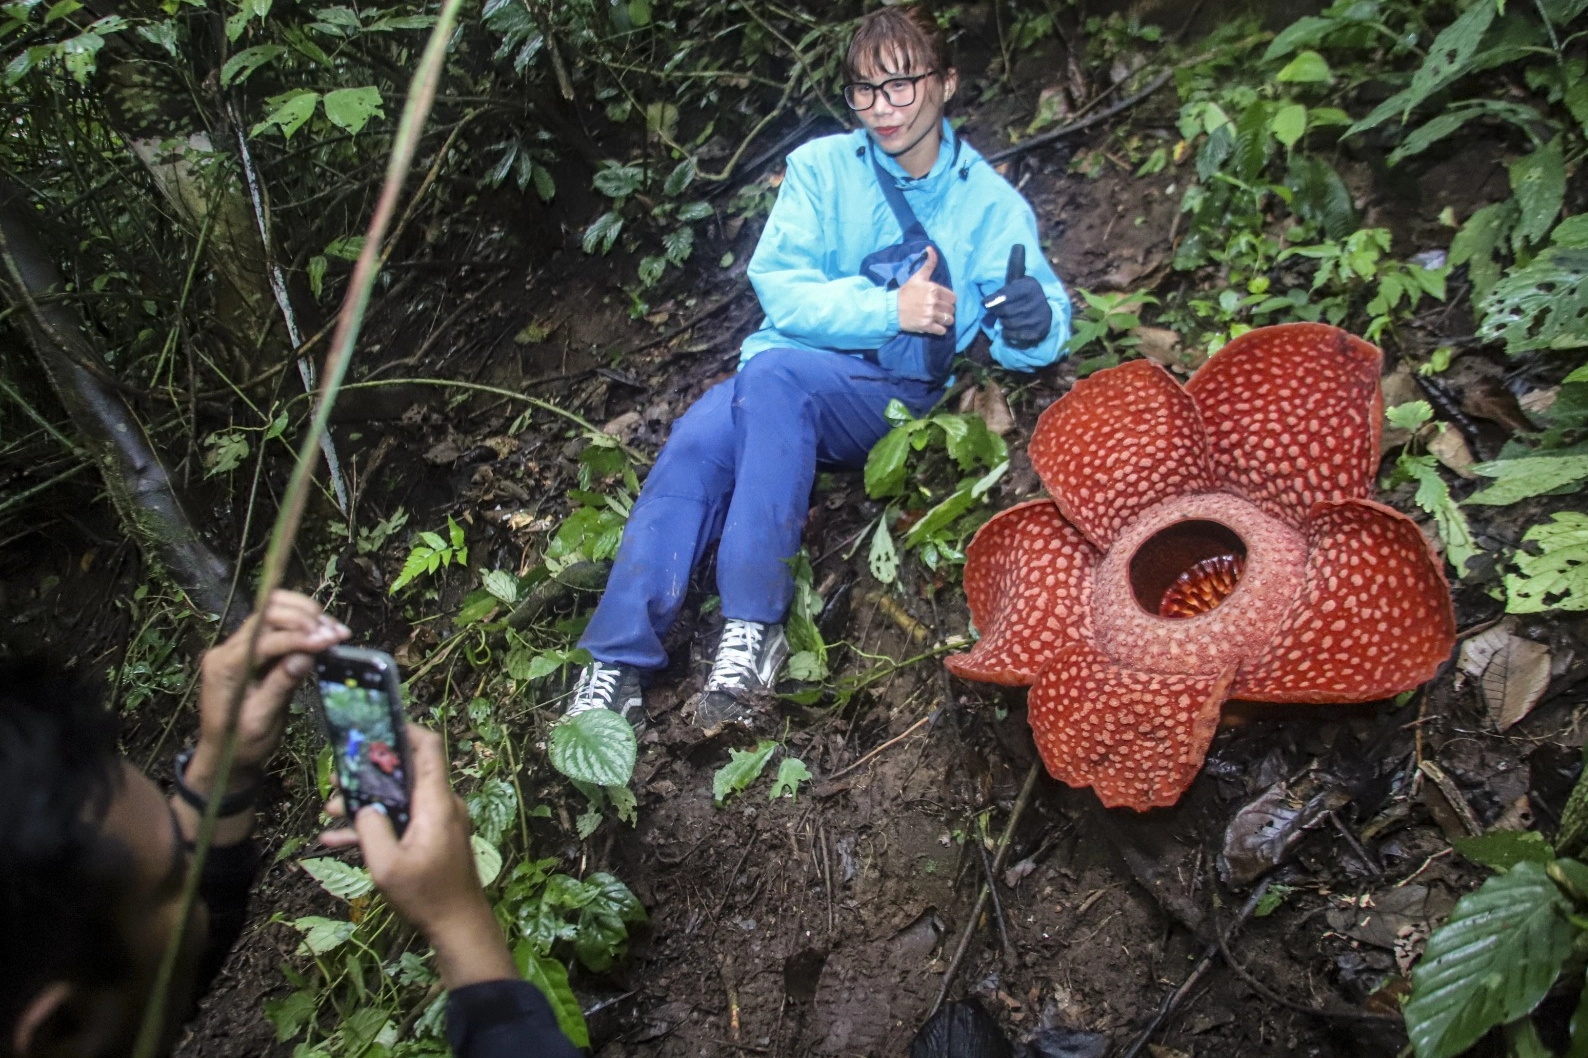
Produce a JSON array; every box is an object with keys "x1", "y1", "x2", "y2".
[
  {"x1": 929, "y1": 762, "x2": 1043, "y2": 1016},
  {"x1": 983, "y1": 69, "x2": 1174, "y2": 165},
  {"x1": 826, "y1": 711, "x2": 933, "y2": 781}
]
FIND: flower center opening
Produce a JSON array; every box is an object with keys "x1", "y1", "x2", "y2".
[{"x1": 1128, "y1": 519, "x2": 1249, "y2": 619}]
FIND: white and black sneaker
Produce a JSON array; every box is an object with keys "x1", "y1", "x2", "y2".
[
  {"x1": 567, "y1": 660, "x2": 647, "y2": 731},
  {"x1": 694, "y1": 619, "x2": 789, "y2": 734}
]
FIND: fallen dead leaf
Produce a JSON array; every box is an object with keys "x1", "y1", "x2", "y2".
[
  {"x1": 1490, "y1": 795, "x2": 1536, "y2": 832},
  {"x1": 602, "y1": 411, "x2": 642, "y2": 440},
  {"x1": 1419, "y1": 761, "x2": 1484, "y2": 840},
  {"x1": 1425, "y1": 424, "x2": 1476, "y2": 479},
  {"x1": 1459, "y1": 622, "x2": 1552, "y2": 731},
  {"x1": 1380, "y1": 365, "x2": 1422, "y2": 449},
  {"x1": 1519, "y1": 386, "x2": 1559, "y2": 417},
  {"x1": 957, "y1": 380, "x2": 1016, "y2": 435},
  {"x1": 1148, "y1": 1047, "x2": 1191, "y2": 1058},
  {"x1": 1132, "y1": 325, "x2": 1180, "y2": 366}
]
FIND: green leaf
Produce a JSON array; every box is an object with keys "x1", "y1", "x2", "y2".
[
  {"x1": 713, "y1": 739, "x2": 776, "y2": 806},
  {"x1": 868, "y1": 519, "x2": 899, "y2": 585},
  {"x1": 1263, "y1": 15, "x2": 1334, "y2": 60},
  {"x1": 594, "y1": 164, "x2": 644, "y2": 198},
  {"x1": 549, "y1": 709, "x2": 637, "y2": 787},
  {"x1": 252, "y1": 89, "x2": 319, "y2": 140},
  {"x1": 1389, "y1": 101, "x2": 1543, "y2": 166},
  {"x1": 480, "y1": 569, "x2": 518, "y2": 605},
  {"x1": 1506, "y1": 512, "x2": 1588, "y2": 614},
  {"x1": 864, "y1": 428, "x2": 912, "y2": 498},
  {"x1": 1403, "y1": 455, "x2": 1482, "y2": 576},
  {"x1": 135, "y1": 20, "x2": 179, "y2": 55},
  {"x1": 220, "y1": 43, "x2": 283, "y2": 85},
  {"x1": 298, "y1": 857, "x2": 373, "y2": 900},
  {"x1": 1450, "y1": 200, "x2": 1519, "y2": 303},
  {"x1": 1270, "y1": 103, "x2": 1307, "y2": 149},
  {"x1": 471, "y1": 834, "x2": 503, "y2": 887},
  {"x1": 516, "y1": 944, "x2": 590, "y2": 1049},
  {"x1": 291, "y1": 915, "x2": 357, "y2": 956},
  {"x1": 1404, "y1": 861, "x2": 1575, "y2": 1058},
  {"x1": 1453, "y1": 831, "x2": 1556, "y2": 872},
  {"x1": 663, "y1": 157, "x2": 696, "y2": 197},
  {"x1": 662, "y1": 225, "x2": 694, "y2": 265},
  {"x1": 1479, "y1": 243, "x2": 1588, "y2": 354},
  {"x1": 1467, "y1": 456, "x2": 1588, "y2": 505},
  {"x1": 322, "y1": 85, "x2": 383, "y2": 135},
  {"x1": 785, "y1": 650, "x2": 826, "y2": 682},
  {"x1": 307, "y1": 255, "x2": 327, "y2": 298},
  {"x1": 532, "y1": 162, "x2": 556, "y2": 202},
  {"x1": 770, "y1": 756, "x2": 811, "y2": 800},
  {"x1": 637, "y1": 255, "x2": 666, "y2": 286},
  {"x1": 582, "y1": 211, "x2": 623, "y2": 255},
  {"x1": 264, "y1": 989, "x2": 316, "y2": 1042},
  {"x1": 1386, "y1": 400, "x2": 1434, "y2": 432},
  {"x1": 903, "y1": 484, "x2": 979, "y2": 550},
  {"x1": 1255, "y1": 883, "x2": 1295, "y2": 917},
  {"x1": 1510, "y1": 139, "x2": 1566, "y2": 251},
  {"x1": 676, "y1": 200, "x2": 713, "y2": 222},
  {"x1": 466, "y1": 778, "x2": 517, "y2": 845},
  {"x1": 1349, "y1": 1, "x2": 1497, "y2": 135},
  {"x1": 1275, "y1": 49, "x2": 1331, "y2": 83}
]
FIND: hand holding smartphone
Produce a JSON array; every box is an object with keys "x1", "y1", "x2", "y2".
[{"x1": 315, "y1": 645, "x2": 413, "y2": 834}]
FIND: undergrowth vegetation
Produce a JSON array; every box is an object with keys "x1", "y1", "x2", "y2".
[{"x1": 2, "y1": 0, "x2": 1587, "y2": 1055}]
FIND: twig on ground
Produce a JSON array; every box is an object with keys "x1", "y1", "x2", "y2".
[
  {"x1": 976, "y1": 830, "x2": 1015, "y2": 956},
  {"x1": 1329, "y1": 811, "x2": 1383, "y2": 877},
  {"x1": 1119, "y1": 879, "x2": 1273, "y2": 1058},
  {"x1": 826, "y1": 712, "x2": 933, "y2": 781},
  {"x1": 984, "y1": 70, "x2": 1174, "y2": 165},
  {"x1": 620, "y1": 284, "x2": 747, "y2": 360},
  {"x1": 929, "y1": 762, "x2": 1043, "y2": 1016}
]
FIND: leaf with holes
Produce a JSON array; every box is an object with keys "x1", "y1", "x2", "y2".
[
  {"x1": 1404, "y1": 861, "x2": 1574, "y2": 1058},
  {"x1": 1467, "y1": 456, "x2": 1588, "y2": 505},
  {"x1": 1479, "y1": 244, "x2": 1588, "y2": 354},
  {"x1": 1450, "y1": 200, "x2": 1518, "y2": 303},
  {"x1": 1510, "y1": 139, "x2": 1565, "y2": 251},
  {"x1": 1349, "y1": 1, "x2": 1496, "y2": 134},
  {"x1": 299, "y1": 857, "x2": 374, "y2": 901},
  {"x1": 1506, "y1": 512, "x2": 1588, "y2": 614},
  {"x1": 322, "y1": 86, "x2": 383, "y2": 135},
  {"x1": 869, "y1": 518, "x2": 899, "y2": 585},
  {"x1": 549, "y1": 709, "x2": 636, "y2": 787},
  {"x1": 221, "y1": 44, "x2": 283, "y2": 86},
  {"x1": 251, "y1": 89, "x2": 319, "y2": 139},
  {"x1": 713, "y1": 740, "x2": 776, "y2": 806}
]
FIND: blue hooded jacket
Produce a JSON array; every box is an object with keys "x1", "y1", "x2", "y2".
[{"x1": 740, "y1": 121, "x2": 1072, "y2": 373}]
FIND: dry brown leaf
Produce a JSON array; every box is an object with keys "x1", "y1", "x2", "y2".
[
  {"x1": 1133, "y1": 325, "x2": 1180, "y2": 365},
  {"x1": 1481, "y1": 635, "x2": 1552, "y2": 731},
  {"x1": 1381, "y1": 365, "x2": 1422, "y2": 449},
  {"x1": 1426, "y1": 424, "x2": 1476, "y2": 479},
  {"x1": 959, "y1": 380, "x2": 1016, "y2": 436},
  {"x1": 1520, "y1": 386, "x2": 1559, "y2": 417}
]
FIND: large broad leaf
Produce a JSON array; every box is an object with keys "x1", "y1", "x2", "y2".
[
  {"x1": 251, "y1": 89, "x2": 319, "y2": 139},
  {"x1": 549, "y1": 709, "x2": 636, "y2": 787},
  {"x1": 713, "y1": 739, "x2": 777, "y2": 805},
  {"x1": 1349, "y1": 1, "x2": 1497, "y2": 134},
  {"x1": 1404, "y1": 860, "x2": 1575, "y2": 1058},
  {"x1": 1479, "y1": 244, "x2": 1588, "y2": 353},
  {"x1": 516, "y1": 943, "x2": 589, "y2": 1049},
  {"x1": 291, "y1": 915, "x2": 357, "y2": 956},
  {"x1": 864, "y1": 427, "x2": 914, "y2": 498},
  {"x1": 1451, "y1": 200, "x2": 1519, "y2": 303},
  {"x1": 471, "y1": 834, "x2": 503, "y2": 888},
  {"x1": 1511, "y1": 138, "x2": 1566, "y2": 251},
  {"x1": 1506, "y1": 512, "x2": 1588, "y2": 614},
  {"x1": 1466, "y1": 455, "x2": 1588, "y2": 505},
  {"x1": 1453, "y1": 831, "x2": 1556, "y2": 872},
  {"x1": 1389, "y1": 100, "x2": 1543, "y2": 166},
  {"x1": 298, "y1": 857, "x2": 373, "y2": 901}
]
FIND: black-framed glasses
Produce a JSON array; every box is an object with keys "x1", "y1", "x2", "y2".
[{"x1": 842, "y1": 71, "x2": 937, "y2": 111}]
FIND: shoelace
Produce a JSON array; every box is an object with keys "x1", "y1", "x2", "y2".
[
  {"x1": 706, "y1": 620, "x2": 764, "y2": 691},
  {"x1": 569, "y1": 663, "x2": 620, "y2": 714}
]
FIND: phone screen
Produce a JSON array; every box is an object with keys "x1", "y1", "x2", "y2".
[{"x1": 318, "y1": 669, "x2": 410, "y2": 823}]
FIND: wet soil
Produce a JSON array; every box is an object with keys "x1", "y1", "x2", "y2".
[{"x1": 8, "y1": 51, "x2": 1588, "y2": 1058}]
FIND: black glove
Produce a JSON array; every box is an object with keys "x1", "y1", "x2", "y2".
[{"x1": 981, "y1": 245, "x2": 1052, "y2": 349}]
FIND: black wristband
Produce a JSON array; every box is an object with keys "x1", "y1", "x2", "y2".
[{"x1": 173, "y1": 747, "x2": 260, "y2": 818}]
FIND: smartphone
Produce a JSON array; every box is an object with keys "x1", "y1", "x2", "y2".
[{"x1": 314, "y1": 645, "x2": 412, "y2": 835}]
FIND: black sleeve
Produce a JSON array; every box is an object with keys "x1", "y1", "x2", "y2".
[
  {"x1": 445, "y1": 979, "x2": 582, "y2": 1058},
  {"x1": 192, "y1": 839, "x2": 263, "y2": 994}
]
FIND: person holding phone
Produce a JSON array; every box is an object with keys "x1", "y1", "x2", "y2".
[
  {"x1": 0, "y1": 590, "x2": 578, "y2": 1058},
  {"x1": 567, "y1": 6, "x2": 1071, "y2": 734}
]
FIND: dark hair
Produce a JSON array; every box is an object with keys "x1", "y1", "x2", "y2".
[
  {"x1": 0, "y1": 661, "x2": 130, "y2": 1033},
  {"x1": 844, "y1": 6, "x2": 952, "y2": 82}
]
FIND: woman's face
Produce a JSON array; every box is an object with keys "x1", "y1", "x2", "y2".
[{"x1": 853, "y1": 48, "x2": 957, "y2": 175}]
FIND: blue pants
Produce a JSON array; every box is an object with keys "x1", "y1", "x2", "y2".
[{"x1": 579, "y1": 347, "x2": 942, "y2": 671}]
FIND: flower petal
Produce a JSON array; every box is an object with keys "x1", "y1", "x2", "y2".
[
  {"x1": 1029, "y1": 360, "x2": 1219, "y2": 550},
  {"x1": 1186, "y1": 323, "x2": 1383, "y2": 528},
  {"x1": 1029, "y1": 643, "x2": 1235, "y2": 811},
  {"x1": 946, "y1": 499, "x2": 1098, "y2": 686},
  {"x1": 1234, "y1": 498, "x2": 1456, "y2": 703}
]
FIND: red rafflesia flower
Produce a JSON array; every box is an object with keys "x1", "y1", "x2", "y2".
[{"x1": 946, "y1": 323, "x2": 1456, "y2": 811}]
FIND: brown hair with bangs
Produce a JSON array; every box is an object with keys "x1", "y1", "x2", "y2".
[{"x1": 843, "y1": 6, "x2": 951, "y2": 83}]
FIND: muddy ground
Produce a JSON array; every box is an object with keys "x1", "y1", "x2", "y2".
[{"x1": 4, "y1": 50, "x2": 1586, "y2": 1058}]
